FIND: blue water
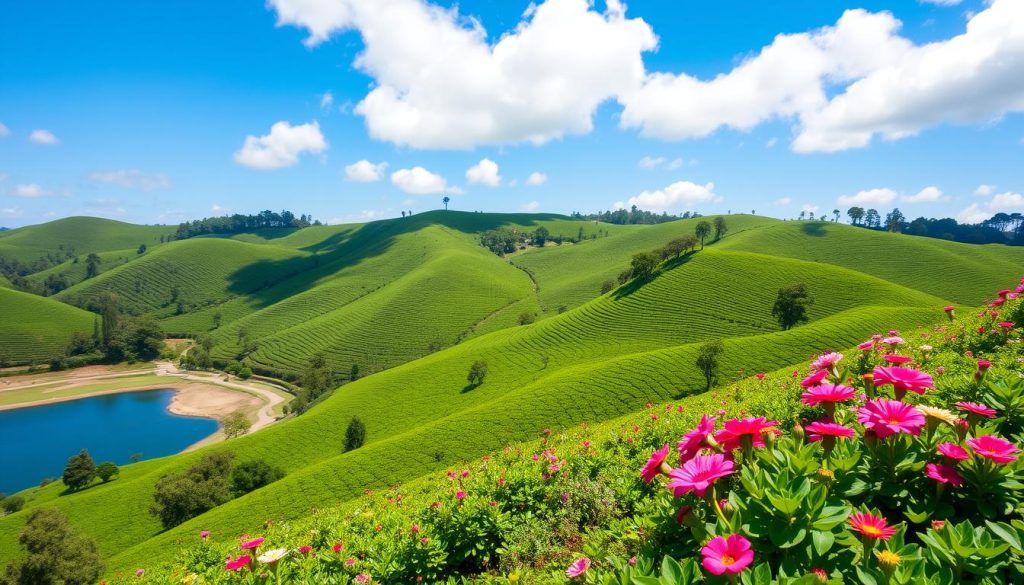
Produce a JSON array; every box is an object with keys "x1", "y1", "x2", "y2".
[{"x1": 0, "y1": 389, "x2": 218, "y2": 494}]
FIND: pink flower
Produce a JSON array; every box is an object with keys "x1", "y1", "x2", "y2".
[
  {"x1": 298, "y1": 545, "x2": 312, "y2": 555},
  {"x1": 881, "y1": 336, "x2": 905, "y2": 346},
  {"x1": 883, "y1": 354, "x2": 913, "y2": 365},
  {"x1": 801, "y1": 383, "x2": 856, "y2": 407},
  {"x1": 977, "y1": 359, "x2": 992, "y2": 370},
  {"x1": 937, "y1": 442, "x2": 970, "y2": 461},
  {"x1": 811, "y1": 352, "x2": 844, "y2": 371},
  {"x1": 800, "y1": 370, "x2": 828, "y2": 388},
  {"x1": 355, "y1": 575, "x2": 370, "y2": 583},
  {"x1": 857, "y1": 399, "x2": 925, "y2": 439},
  {"x1": 806, "y1": 421, "x2": 857, "y2": 441},
  {"x1": 755, "y1": 372, "x2": 765, "y2": 380},
  {"x1": 957, "y1": 401, "x2": 996, "y2": 418},
  {"x1": 943, "y1": 305, "x2": 955, "y2": 313},
  {"x1": 677, "y1": 415, "x2": 716, "y2": 463},
  {"x1": 966, "y1": 435, "x2": 1020, "y2": 464},
  {"x1": 566, "y1": 558, "x2": 591, "y2": 578},
  {"x1": 332, "y1": 543, "x2": 344, "y2": 554},
  {"x1": 714, "y1": 417, "x2": 780, "y2": 451},
  {"x1": 857, "y1": 340, "x2": 875, "y2": 351},
  {"x1": 925, "y1": 463, "x2": 963, "y2": 487},
  {"x1": 345, "y1": 558, "x2": 356, "y2": 566},
  {"x1": 701, "y1": 534, "x2": 754, "y2": 575},
  {"x1": 455, "y1": 491, "x2": 466, "y2": 500},
  {"x1": 999, "y1": 321, "x2": 1014, "y2": 330},
  {"x1": 200, "y1": 530, "x2": 210, "y2": 539},
  {"x1": 225, "y1": 555, "x2": 252, "y2": 571},
  {"x1": 135, "y1": 569, "x2": 145, "y2": 577},
  {"x1": 666, "y1": 454, "x2": 735, "y2": 497},
  {"x1": 641, "y1": 444, "x2": 671, "y2": 483},
  {"x1": 240, "y1": 537, "x2": 264, "y2": 551},
  {"x1": 872, "y1": 366, "x2": 933, "y2": 395},
  {"x1": 849, "y1": 512, "x2": 897, "y2": 540},
  {"x1": 675, "y1": 505, "x2": 693, "y2": 525}
]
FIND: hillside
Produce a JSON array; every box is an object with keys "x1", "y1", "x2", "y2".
[
  {"x1": 0, "y1": 287, "x2": 96, "y2": 366},
  {"x1": 0, "y1": 216, "x2": 174, "y2": 265}
]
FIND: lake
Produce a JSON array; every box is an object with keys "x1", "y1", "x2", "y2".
[{"x1": 0, "y1": 389, "x2": 218, "y2": 494}]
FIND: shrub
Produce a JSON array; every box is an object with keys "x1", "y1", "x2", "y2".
[
  {"x1": 221, "y1": 411, "x2": 250, "y2": 439},
  {"x1": 1, "y1": 508, "x2": 103, "y2": 585},
  {"x1": 95, "y1": 462, "x2": 119, "y2": 483},
  {"x1": 467, "y1": 360, "x2": 488, "y2": 386},
  {"x1": 150, "y1": 452, "x2": 234, "y2": 529},
  {"x1": 772, "y1": 282, "x2": 815, "y2": 330},
  {"x1": 518, "y1": 312, "x2": 536, "y2": 326},
  {"x1": 344, "y1": 416, "x2": 366, "y2": 453},
  {"x1": 600, "y1": 280, "x2": 615, "y2": 295},
  {"x1": 1, "y1": 495, "x2": 25, "y2": 514},
  {"x1": 237, "y1": 365, "x2": 253, "y2": 379},
  {"x1": 62, "y1": 449, "x2": 96, "y2": 491},
  {"x1": 231, "y1": 460, "x2": 285, "y2": 496}
]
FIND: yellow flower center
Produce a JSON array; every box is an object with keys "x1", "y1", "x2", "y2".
[
  {"x1": 861, "y1": 525, "x2": 883, "y2": 537},
  {"x1": 720, "y1": 554, "x2": 736, "y2": 565}
]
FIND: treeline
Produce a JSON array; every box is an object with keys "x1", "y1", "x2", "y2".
[
  {"x1": 841, "y1": 207, "x2": 1024, "y2": 245},
  {"x1": 571, "y1": 205, "x2": 702, "y2": 225},
  {"x1": 611, "y1": 217, "x2": 726, "y2": 287},
  {"x1": 0, "y1": 244, "x2": 79, "y2": 292},
  {"x1": 55, "y1": 293, "x2": 166, "y2": 369},
  {"x1": 480, "y1": 225, "x2": 611, "y2": 256},
  {"x1": 172, "y1": 210, "x2": 320, "y2": 240}
]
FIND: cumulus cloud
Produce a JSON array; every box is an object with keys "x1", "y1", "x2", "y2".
[
  {"x1": 391, "y1": 166, "x2": 449, "y2": 194},
  {"x1": 29, "y1": 129, "x2": 60, "y2": 145},
  {"x1": 837, "y1": 187, "x2": 898, "y2": 206},
  {"x1": 773, "y1": 197, "x2": 792, "y2": 206},
  {"x1": 957, "y1": 191, "x2": 1024, "y2": 224},
  {"x1": 901, "y1": 186, "x2": 944, "y2": 203},
  {"x1": 268, "y1": 0, "x2": 657, "y2": 149},
  {"x1": 345, "y1": 159, "x2": 388, "y2": 182},
  {"x1": 466, "y1": 158, "x2": 502, "y2": 187},
  {"x1": 211, "y1": 204, "x2": 231, "y2": 214},
  {"x1": 638, "y1": 156, "x2": 683, "y2": 170},
  {"x1": 520, "y1": 201, "x2": 540, "y2": 212},
  {"x1": 11, "y1": 183, "x2": 50, "y2": 198},
  {"x1": 616, "y1": 180, "x2": 718, "y2": 211},
  {"x1": 89, "y1": 169, "x2": 171, "y2": 191},
  {"x1": 320, "y1": 91, "x2": 334, "y2": 109},
  {"x1": 974, "y1": 184, "x2": 996, "y2": 197},
  {"x1": 0, "y1": 122, "x2": 9, "y2": 137},
  {"x1": 234, "y1": 121, "x2": 327, "y2": 170},
  {"x1": 526, "y1": 172, "x2": 548, "y2": 186}
]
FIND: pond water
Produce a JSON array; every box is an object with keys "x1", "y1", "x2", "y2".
[{"x1": 0, "y1": 389, "x2": 218, "y2": 494}]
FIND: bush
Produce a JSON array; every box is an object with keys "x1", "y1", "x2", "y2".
[
  {"x1": 150, "y1": 452, "x2": 234, "y2": 529},
  {"x1": 95, "y1": 462, "x2": 119, "y2": 483},
  {"x1": 518, "y1": 312, "x2": 536, "y2": 326},
  {"x1": 467, "y1": 360, "x2": 488, "y2": 386},
  {"x1": 237, "y1": 365, "x2": 253, "y2": 379},
  {"x1": 600, "y1": 280, "x2": 615, "y2": 294},
  {"x1": 1, "y1": 495, "x2": 25, "y2": 514},
  {"x1": 1, "y1": 508, "x2": 103, "y2": 585},
  {"x1": 344, "y1": 416, "x2": 366, "y2": 453},
  {"x1": 221, "y1": 411, "x2": 250, "y2": 439},
  {"x1": 62, "y1": 449, "x2": 96, "y2": 491},
  {"x1": 230, "y1": 460, "x2": 285, "y2": 496}
]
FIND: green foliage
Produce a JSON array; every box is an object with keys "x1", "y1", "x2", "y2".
[
  {"x1": 221, "y1": 411, "x2": 250, "y2": 439},
  {"x1": 713, "y1": 216, "x2": 727, "y2": 240},
  {"x1": 345, "y1": 416, "x2": 367, "y2": 453},
  {"x1": 629, "y1": 252, "x2": 660, "y2": 281},
  {"x1": 105, "y1": 316, "x2": 166, "y2": 362},
  {"x1": 0, "y1": 495, "x2": 24, "y2": 515},
  {"x1": 772, "y1": 283, "x2": 814, "y2": 330},
  {"x1": 230, "y1": 460, "x2": 285, "y2": 497},
  {"x1": 695, "y1": 339, "x2": 724, "y2": 391},
  {"x1": 0, "y1": 508, "x2": 103, "y2": 585},
  {"x1": 695, "y1": 221, "x2": 711, "y2": 248},
  {"x1": 150, "y1": 453, "x2": 235, "y2": 529},
  {"x1": 467, "y1": 360, "x2": 489, "y2": 386},
  {"x1": 96, "y1": 462, "x2": 119, "y2": 483},
  {"x1": 62, "y1": 449, "x2": 96, "y2": 492}
]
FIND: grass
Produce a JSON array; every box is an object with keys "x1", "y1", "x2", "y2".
[
  {"x1": 0, "y1": 375, "x2": 182, "y2": 407},
  {"x1": 0, "y1": 287, "x2": 96, "y2": 366},
  {"x1": 0, "y1": 216, "x2": 174, "y2": 264},
  {"x1": 26, "y1": 247, "x2": 143, "y2": 289}
]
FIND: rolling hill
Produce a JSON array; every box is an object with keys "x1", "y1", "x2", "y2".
[
  {"x1": 0, "y1": 287, "x2": 96, "y2": 366},
  {"x1": 0, "y1": 216, "x2": 174, "y2": 265}
]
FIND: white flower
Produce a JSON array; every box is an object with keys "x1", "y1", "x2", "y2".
[{"x1": 258, "y1": 548, "x2": 289, "y2": 564}]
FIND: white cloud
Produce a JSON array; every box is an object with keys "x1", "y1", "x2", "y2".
[
  {"x1": 268, "y1": 0, "x2": 657, "y2": 149},
  {"x1": 466, "y1": 158, "x2": 502, "y2": 187},
  {"x1": 920, "y1": 0, "x2": 961, "y2": 5},
  {"x1": 29, "y1": 129, "x2": 60, "y2": 145},
  {"x1": 320, "y1": 91, "x2": 334, "y2": 109},
  {"x1": 618, "y1": 180, "x2": 718, "y2": 211},
  {"x1": 837, "y1": 187, "x2": 898, "y2": 206},
  {"x1": 901, "y1": 186, "x2": 944, "y2": 203},
  {"x1": 974, "y1": 184, "x2": 996, "y2": 197},
  {"x1": 801, "y1": 204, "x2": 820, "y2": 214},
  {"x1": 957, "y1": 191, "x2": 1024, "y2": 223},
  {"x1": 638, "y1": 156, "x2": 665, "y2": 169},
  {"x1": 773, "y1": 197, "x2": 792, "y2": 206},
  {"x1": 520, "y1": 201, "x2": 540, "y2": 212},
  {"x1": 0, "y1": 123, "x2": 9, "y2": 137},
  {"x1": 11, "y1": 183, "x2": 50, "y2": 198},
  {"x1": 234, "y1": 121, "x2": 327, "y2": 170},
  {"x1": 211, "y1": 204, "x2": 230, "y2": 214},
  {"x1": 0, "y1": 207, "x2": 20, "y2": 218},
  {"x1": 89, "y1": 169, "x2": 171, "y2": 191},
  {"x1": 345, "y1": 159, "x2": 388, "y2": 182},
  {"x1": 666, "y1": 157, "x2": 683, "y2": 170},
  {"x1": 526, "y1": 171, "x2": 548, "y2": 186},
  {"x1": 391, "y1": 166, "x2": 449, "y2": 194}
]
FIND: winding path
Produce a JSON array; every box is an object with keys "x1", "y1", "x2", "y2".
[{"x1": 153, "y1": 361, "x2": 289, "y2": 432}]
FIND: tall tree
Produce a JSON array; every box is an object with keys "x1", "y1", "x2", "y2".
[
  {"x1": 771, "y1": 283, "x2": 815, "y2": 330},
  {"x1": 695, "y1": 220, "x2": 712, "y2": 249},
  {"x1": 84, "y1": 253, "x2": 101, "y2": 279},
  {"x1": 1, "y1": 508, "x2": 104, "y2": 585},
  {"x1": 832, "y1": 209, "x2": 841, "y2": 222},
  {"x1": 847, "y1": 207, "x2": 865, "y2": 225},
  {"x1": 442, "y1": 196, "x2": 451, "y2": 210},
  {"x1": 695, "y1": 339, "x2": 724, "y2": 391},
  {"x1": 62, "y1": 449, "x2": 97, "y2": 491},
  {"x1": 344, "y1": 416, "x2": 367, "y2": 452},
  {"x1": 885, "y1": 208, "x2": 906, "y2": 233},
  {"x1": 865, "y1": 209, "x2": 881, "y2": 228},
  {"x1": 629, "y1": 252, "x2": 659, "y2": 281},
  {"x1": 713, "y1": 217, "x2": 728, "y2": 240}
]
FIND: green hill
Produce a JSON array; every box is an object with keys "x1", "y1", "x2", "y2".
[
  {"x1": 0, "y1": 216, "x2": 174, "y2": 265},
  {"x1": 0, "y1": 287, "x2": 96, "y2": 366}
]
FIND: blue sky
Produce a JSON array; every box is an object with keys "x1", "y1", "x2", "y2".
[{"x1": 1, "y1": 0, "x2": 1022, "y2": 228}]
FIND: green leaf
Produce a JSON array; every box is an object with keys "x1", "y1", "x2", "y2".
[
  {"x1": 855, "y1": 565, "x2": 881, "y2": 585},
  {"x1": 987, "y1": 520, "x2": 1024, "y2": 551},
  {"x1": 811, "y1": 529, "x2": 835, "y2": 556},
  {"x1": 631, "y1": 577, "x2": 661, "y2": 585},
  {"x1": 660, "y1": 556, "x2": 683, "y2": 585}
]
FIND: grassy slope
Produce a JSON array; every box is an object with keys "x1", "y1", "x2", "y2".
[
  {"x1": 0, "y1": 287, "x2": 96, "y2": 365},
  {"x1": 0, "y1": 216, "x2": 174, "y2": 264},
  {"x1": 26, "y1": 248, "x2": 141, "y2": 287},
  {"x1": 0, "y1": 239, "x2": 957, "y2": 569}
]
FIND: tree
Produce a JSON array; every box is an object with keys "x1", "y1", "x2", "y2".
[
  {"x1": 533, "y1": 226, "x2": 550, "y2": 247},
  {"x1": 865, "y1": 209, "x2": 881, "y2": 228},
  {"x1": 629, "y1": 251, "x2": 659, "y2": 281},
  {"x1": 1, "y1": 508, "x2": 103, "y2": 585},
  {"x1": 212, "y1": 312, "x2": 222, "y2": 329},
  {"x1": 1, "y1": 494, "x2": 25, "y2": 514},
  {"x1": 467, "y1": 360, "x2": 488, "y2": 386},
  {"x1": 518, "y1": 312, "x2": 536, "y2": 325},
  {"x1": 695, "y1": 340, "x2": 724, "y2": 391},
  {"x1": 344, "y1": 416, "x2": 366, "y2": 452},
  {"x1": 62, "y1": 449, "x2": 96, "y2": 491},
  {"x1": 84, "y1": 253, "x2": 101, "y2": 279},
  {"x1": 832, "y1": 209, "x2": 841, "y2": 222},
  {"x1": 442, "y1": 196, "x2": 451, "y2": 210},
  {"x1": 847, "y1": 207, "x2": 865, "y2": 225},
  {"x1": 137, "y1": 244, "x2": 147, "y2": 254},
  {"x1": 221, "y1": 411, "x2": 250, "y2": 439},
  {"x1": 772, "y1": 283, "x2": 815, "y2": 331},
  {"x1": 230, "y1": 460, "x2": 284, "y2": 496},
  {"x1": 95, "y1": 462, "x2": 119, "y2": 483},
  {"x1": 885, "y1": 208, "x2": 906, "y2": 233},
  {"x1": 350, "y1": 363, "x2": 360, "y2": 381},
  {"x1": 150, "y1": 452, "x2": 234, "y2": 529},
  {"x1": 600, "y1": 280, "x2": 615, "y2": 295},
  {"x1": 713, "y1": 217, "x2": 728, "y2": 240},
  {"x1": 695, "y1": 221, "x2": 712, "y2": 249}
]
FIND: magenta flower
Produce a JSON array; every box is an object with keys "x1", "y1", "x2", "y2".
[
  {"x1": 135, "y1": 569, "x2": 145, "y2": 577},
  {"x1": 857, "y1": 340, "x2": 875, "y2": 351},
  {"x1": 225, "y1": 555, "x2": 252, "y2": 571},
  {"x1": 806, "y1": 421, "x2": 857, "y2": 441},
  {"x1": 882, "y1": 336, "x2": 905, "y2": 346},
  {"x1": 957, "y1": 402, "x2": 996, "y2": 418},
  {"x1": 666, "y1": 454, "x2": 735, "y2": 497},
  {"x1": 641, "y1": 444, "x2": 671, "y2": 484},
  {"x1": 966, "y1": 435, "x2": 1020, "y2": 464},
  {"x1": 800, "y1": 383, "x2": 856, "y2": 407},
  {"x1": 872, "y1": 366, "x2": 933, "y2": 395},
  {"x1": 977, "y1": 359, "x2": 992, "y2": 370},
  {"x1": 455, "y1": 490, "x2": 466, "y2": 500},
  {"x1": 701, "y1": 534, "x2": 754, "y2": 575},
  {"x1": 566, "y1": 558, "x2": 591, "y2": 578},
  {"x1": 943, "y1": 305, "x2": 955, "y2": 313},
  {"x1": 199, "y1": 530, "x2": 210, "y2": 539},
  {"x1": 355, "y1": 575, "x2": 370, "y2": 584},
  {"x1": 714, "y1": 417, "x2": 779, "y2": 451},
  {"x1": 849, "y1": 512, "x2": 897, "y2": 540},
  {"x1": 937, "y1": 442, "x2": 970, "y2": 461},
  {"x1": 755, "y1": 372, "x2": 765, "y2": 380},
  {"x1": 800, "y1": 369, "x2": 828, "y2": 388},
  {"x1": 811, "y1": 352, "x2": 844, "y2": 371},
  {"x1": 883, "y1": 354, "x2": 913, "y2": 365},
  {"x1": 857, "y1": 399, "x2": 925, "y2": 439},
  {"x1": 240, "y1": 537, "x2": 264, "y2": 551},
  {"x1": 677, "y1": 415, "x2": 716, "y2": 463},
  {"x1": 999, "y1": 321, "x2": 1015, "y2": 330},
  {"x1": 925, "y1": 463, "x2": 963, "y2": 487}
]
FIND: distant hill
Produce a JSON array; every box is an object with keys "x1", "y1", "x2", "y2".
[{"x1": 0, "y1": 287, "x2": 95, "y2": 366}]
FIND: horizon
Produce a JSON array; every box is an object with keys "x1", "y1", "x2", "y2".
[{"x1": 1, "y1": 0, "x2": 1022, "y2": 229}]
